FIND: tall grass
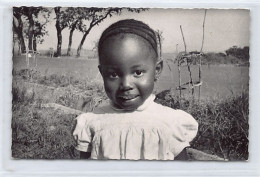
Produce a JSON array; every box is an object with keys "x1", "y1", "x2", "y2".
[
  {"x1": 155, "y1": 90, "x2": 249, "y2": 160},
  {"x1": 12, "y1": 69, "x2": 249, "y2": 160},
  {"x1": 12, "y1": 84, "x2": 80, "y2": 159}
]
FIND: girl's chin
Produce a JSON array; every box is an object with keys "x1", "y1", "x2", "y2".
[{"x1": 115, "y1": 98, "x2": 143, "y2": 111}]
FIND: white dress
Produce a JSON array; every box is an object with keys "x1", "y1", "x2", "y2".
[{"x1": 73, "y1": 95, "x2": 198, "y2": 160}]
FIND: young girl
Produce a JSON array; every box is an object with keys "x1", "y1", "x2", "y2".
[{"x1": 73, "y1": 19, "x2": 198, "y2": 160}]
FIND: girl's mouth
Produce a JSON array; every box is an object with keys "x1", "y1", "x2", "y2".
[{"x1": 118, "y1": 95, "x2": 139, "y2": 101}]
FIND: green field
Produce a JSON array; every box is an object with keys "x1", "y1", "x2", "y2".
[{"x1": 12, "y1": 55, "x2": 249, "y2": 160}]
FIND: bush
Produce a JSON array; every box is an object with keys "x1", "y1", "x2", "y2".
[
  {"x1": 12, "y1": 73, "x2": 249, "y2": 160},
  {"x1": 225, "y1": 46, "x2": 249, "y2": 61},
  {"x1": 155, "y1": 90, "x2": 249, "y2": 160},
  {"x1": 12, "y1": 85, "x2": 80, "y2": 159},
  {"x1": 202, "y1": 51, "x2": 249, "y2": 66}
]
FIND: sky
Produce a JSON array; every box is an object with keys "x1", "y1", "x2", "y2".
[{"x1": 37, "y1": 8, "x2": 250, "y2": 53}]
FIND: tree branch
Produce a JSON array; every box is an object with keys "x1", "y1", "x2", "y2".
[{"x1": 92, "y1": 9, "x2": 113, "y2": 27}]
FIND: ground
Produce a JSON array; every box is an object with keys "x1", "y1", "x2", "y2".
[{"x1": 11, "y1": 56, "x2": 249, "y2": 160}]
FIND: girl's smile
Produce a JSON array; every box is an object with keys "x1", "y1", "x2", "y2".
[{"x1": 98, "y1": 34, "x2": 162, "y2": 111}]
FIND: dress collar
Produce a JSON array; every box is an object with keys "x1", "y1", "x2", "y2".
[{"x1": 110, "y1": 94, "x2": 156, "y2": 112}]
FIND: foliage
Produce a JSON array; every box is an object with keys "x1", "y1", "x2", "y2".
[
  {"x1": 13, "y1": 7, "x2": 50, "y2": 51},
  {"x1": 155, "y1": 90, "x2": 249, "y2": 160},
  {"x1": 52, "y1": 7, "x2": 147, "y2": 57},
  {"x1": 12, "y1": 56, "x2": 249, "y2": 160},
  {"x1": 75, "y1": 7, "x2": 148, "y2": 57},
  {"x1": 225, "y1": 46, "x2": 249, "y2": 61},
  {"x1": 173, "y1": 48, "x2": 250, "y2": 66},
  {"x1": 12, "y1": 92, "x2": 79, "y2": 159},
  {"x1": 11, "y1": 74, "x2": 106, "y2": 159},
  {"x1": 202, "y1": 51, "x2": 249, "y2": 66},
  {"x1": 12, "y1": 78, "x2": 249, "y2": 160},
  {"x1": 13, "y1": 8, "x2": 26, "y2": 53}
]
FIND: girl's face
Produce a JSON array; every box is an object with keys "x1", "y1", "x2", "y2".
[{"x1": 99, "y1": 34, "x2": 162, "y2": 111}]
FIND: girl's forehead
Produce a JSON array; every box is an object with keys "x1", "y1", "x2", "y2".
[
  {"x1": 101, "y1": 33, "x2": 154, "y2": 51},
  {"x1": 99, "y1": 34, "x2": 157, "y2": 61}
]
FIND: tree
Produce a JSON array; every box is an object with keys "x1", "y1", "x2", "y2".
[
  {"x1": 225, "y1": 46, "x2": 249, "y2": 61},
  {"x1": 13, "y1": 7, "x2": 50, "y2": 52},
  {"x1": 54, "y1": 7, "x2": 78, "y2": 57},
  {"x1": 76, "y1": 8, "x2": 147, "y2": 57},
  {"x1": 32, "y1": 20, "x2": 49, "y2": 51},
  {"x1": 53, "y1": 7, "x2": 147, "y2": 57},
  {"x1": 13, "y1": 7, "x2": 26, "y2": 53},
  {"x1": 64, "y1": 7, "x2": 85, "y2": 56},
  {"x1": 54, "y1": 7, "x2": 67, "y2": 57},
  {"x1": 54, "y1": 7, "x2": 83, "y2": 57}
]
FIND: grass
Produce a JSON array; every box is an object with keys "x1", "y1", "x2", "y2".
[
  {"x1": 12, "y1": 84, "x2": 80, "y2": 159},
  {"x1": 11, "y1": 61, "x2": 249, "y2": 160},
  {"x1": 155, "y1": 90, "x2": 249, "y2": 160},
  {"x1": 13, "y1": 56, "x2": 249, "y2": 100},
  {"x1": 201, "y1": 52, "x2": 249, "y2": 66}
]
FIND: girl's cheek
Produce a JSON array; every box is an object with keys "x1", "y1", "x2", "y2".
[
  {"x1": 104, "y1": 80, "x2": 118, "y2": 92},
  {"x1": 138, "y1": 77, "x2": 154, "y2": 89},
  {"x1": 141, "y1": 73, "x2": 155, "y2": 84}
]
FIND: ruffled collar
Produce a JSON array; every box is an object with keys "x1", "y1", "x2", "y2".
[{"x1": 110, "y1": 94, "x2": 156, "y2": 112}]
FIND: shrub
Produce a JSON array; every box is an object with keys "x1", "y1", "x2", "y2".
[
  {"x1": 155, "y1": 90, "x2": 249, "y2": 160},
  {"x1": 12, "y1": 70, "x2": 249, "y2": 160}
]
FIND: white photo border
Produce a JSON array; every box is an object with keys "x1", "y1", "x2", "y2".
[{"x1": 1, "y1": 0, "x2": 260, "y2": 176}]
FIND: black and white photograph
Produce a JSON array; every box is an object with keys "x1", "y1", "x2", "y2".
[{"x1": 11, "y1": 7, "x2": 249, "y2": 161}]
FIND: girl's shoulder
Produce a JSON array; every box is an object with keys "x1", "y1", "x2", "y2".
[
  {"x1": 152, "y1": 103, "x2": 198, "y2": 127},
  {"x1": 152, "y1": 102, "x2": 198, "y2": 134},
  {"x1": 75, "y1": 102, "x2": 115, "y2": 121},
  {"x1": 75, "y1": 112, "x2": 96, "y2": 124},
  {"x1": 151, "y1": 101, "x2": 195, "y2": 120}
]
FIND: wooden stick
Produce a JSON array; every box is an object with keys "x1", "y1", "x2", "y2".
[
  {"x1": 200, "y1": 10, "x2": 207, "y2": 53},
  {"x1": 187, "y1": 60, "x2": 194, "y2": 96},
  {"x1": 178, "y1": 56, "x2": 182, "y2": 99},
  {"x1": 180, "y1": 25, "x2": 194, "y2": 97},
  {"x1": 176, "y1": 44, "x2": 182, "y2": 98},
  {"x1": 199, "y1": 9, "x2": 207, "y2": 100},
  {"x1": 180, "y1": 25, "x2": 187, "y2": 53}
]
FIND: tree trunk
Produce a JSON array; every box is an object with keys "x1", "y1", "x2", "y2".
[
  {"x1": 76, "y1": 9, "x2": 115, "y2": 57},
  {"x1": 77, "y1": 28, "x2": 92, "y2": 57},
  {"x1": 18, "y1": 41, "x2": 21, "y2": 55},
  {"x1": 56, "y1": 28, "x2": 62, "y2": 57},
  {"x1": 13, "y1": 15, "x2": 26, "y2": 53},
  {"x1": 55, "y1": 7, "x2": 62, "y2": 57},
  {"x1": 33, "y1": 37, "x2": 37, "y2": 51},
  {"x1": 67, "y1": 23, "x2": 76, "y2": 56},
  {"x1": 19, "y1": 33, "x2": 26, "y2": 53},
  {"x1": 28, "y1": 14, "x2": 34, "y2": 51}
]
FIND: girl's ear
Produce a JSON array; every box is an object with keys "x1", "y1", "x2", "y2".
[{"x1": 155, "y1": 60, "x2": 163, "y2": 81}]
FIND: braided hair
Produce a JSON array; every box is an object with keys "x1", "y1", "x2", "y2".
[{"x1": 98, "y1": 19, "x2": 162, "y2": 61}]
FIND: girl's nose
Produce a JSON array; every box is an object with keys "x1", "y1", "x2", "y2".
[{"x1": 120, "y1": 75, "x2": 133, "y2": 91}]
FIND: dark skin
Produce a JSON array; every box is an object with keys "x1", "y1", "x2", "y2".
[
  {"x1": 98, "y1": 34, "x2": 163, "y2": 111},
  {"x1": 79, "y1": 33, "x2": 189, "y2": 160}
]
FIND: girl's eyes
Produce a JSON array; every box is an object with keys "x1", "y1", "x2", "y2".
[
  {"x1": 107, "y1": 70, "x2": 144, "y2": 78},
  {"x1": 134, "y1": 70, "x2": 144, "y2": 77},
  {"x1": 108, "y1": 72, "x2": 119, "y2": 78}
]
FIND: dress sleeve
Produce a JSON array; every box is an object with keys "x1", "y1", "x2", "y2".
[
  {"x1": 176, "y1": 110, "x2": 198, "y2": 143},
  {"x1": 72, "y1": 113, "x2": 92, "y2": 152},
  {"x1": 169, "y1": 110, "x2": 199, "y2": 156}
]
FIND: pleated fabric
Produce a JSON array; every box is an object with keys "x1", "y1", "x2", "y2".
[{"x1": 73, "y1": 95, "x2": 198, "y2": 160}]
